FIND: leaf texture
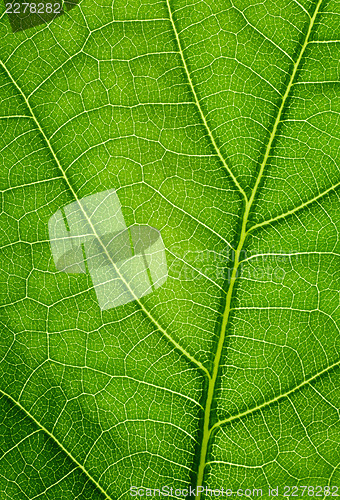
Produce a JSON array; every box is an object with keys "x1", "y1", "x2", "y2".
[{"x1": 0, "y1": 0, "x2": 339, "y2": 499}]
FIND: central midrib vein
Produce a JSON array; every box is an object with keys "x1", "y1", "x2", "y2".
[{"x1": 163, "y1": 0, "x2": 323, "y2": 496}]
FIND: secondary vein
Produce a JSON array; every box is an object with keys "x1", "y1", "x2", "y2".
[
  {"x1": 165, "y1": 0, "x2": 248, "y2": 202},
  {"x1": 0, "y1": 389, "x2": 113, "y2": 500},
  {"x1": 248, "y1": 180, "x2": 340, "y2": 233},
  {"x1": 0, "y1": 59, "x2": 209, "y2": 379},
  {"x1": 210, "y1": 359, "x2": 340, "y2": 433}
]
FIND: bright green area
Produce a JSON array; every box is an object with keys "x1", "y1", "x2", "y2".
[{"x1": 0, "y1": 0, "x2": 339, "y2": 499}]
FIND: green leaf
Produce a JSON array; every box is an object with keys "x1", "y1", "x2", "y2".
[{"x1": 0, "y1": 0, "x2": 339, "y2": 498}]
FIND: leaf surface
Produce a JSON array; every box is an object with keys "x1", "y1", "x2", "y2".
[{"x1": 0, "y1": 0, "x2": 339, "y2": 498}]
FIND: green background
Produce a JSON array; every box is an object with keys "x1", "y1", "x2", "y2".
[{"x1": 0, "y1": 0, "x2": 339, "y2": 498}]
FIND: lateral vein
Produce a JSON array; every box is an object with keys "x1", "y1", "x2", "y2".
[
  {"x1": 0, "y1": 389, "x2": 113, "y2": 500},
  {"x1": 211, "y1": 359, "x2": 340, "y2": 433},
  {"x1": 248, "y1": 180, "x2": 340, "y2": 233},
  {"x1": 0, "y1": 59, "x2": 209, "y2": 380},
  {"x1": 165, "y1": 0, "x2": 248, "y2": 202}
]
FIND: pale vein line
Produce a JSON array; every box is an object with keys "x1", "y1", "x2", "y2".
[
  {"x1": 0, "y1": 429, "x2": 41, "y2": 461},
  {"x1": 3, "y1": 153, "x2": 231, "y2": 250},
  {"x1": 144, "y1": 181, "x2": 235, "y2": 251},
  {"x1": 85, "y1": 18, "x2": 170, "y2": 32},
  {"x1": 231, "y1": 2, "x2": 294, "y2": 62},
  {"x1": 0, "y1": 115, "x2": 32, "y2": 119},
  {"x1": 30, "y1": 467, "x2": 78, "y2": 499},
  {"x1": 165, "y1": 0, "x2": 247, "y2": 201},
  {"x1": 246, "y1": 0, "x2": 326, "y2": 220},
  {"x1": 248, "y1": 181, "x2": 340, "y2": 233},
  {"x1": 0, "y1": 389, "x2": 113, "y2": 500},
  {"x1": 99, "y1": 450, "x2": 191, "y2": 476},
  {"x1": 0, "y1": 474, "x2": 30, "y2": 500},
  {"x1": 0, "y1": 58, "x2": 210, "y2": 380},
  {"x1": 2, "y1": 176, "x2": 64, "y2": 192},
  {"x1": 83, "y1": 418, "x2": 197, "y2": 467},
  {"x1": 231, "y1": 306, "x2": 319, "y2": 313},
  {"x1": 1, "y1": 1, "x2": 337, "y2": 494},
  {"x1": 309, "y1": 384, "x2": 339, "y2": 414},
  {"x1": 205, "y1": 460, "x2": 274, "y2": 469},
  {"x1": 166, "y1": 247, "x2": 226, "y2": 290},
  {"x1": 211, "y1": 360, "x2": 340, "y2": 432},
  {"x1": 288, "y1": 396, "x2": 334, "y2": 468},
  {"x1": 308, "y1": 39, "x2": 340, "y2": 43},
  {"x1": 49, "y1": 358, "x2": 203, "y2": 408},
  {"x1": 325, "y1": 466, "x2": 340, "y2": 500},
  {"x1": 88, "y1": 51, "x2": 180, "y2": 63},
  {"x1": 293, "y1": 80, "x2": 340, "y2": 85},
  {"x1": 0, "y1": 129, "x2": 37, "y2": 153},
  {"x1": 50, "y1": 126, "x2": 216, "y2": 158},
  {"x1": 86, "y1": 420, "x2": 197, "y2": 466},
  {"x1": 283, "y1": 117, "x2": 340, "y2": 141},
  {"x1": 239, "y1": 251, "x2": 340, "y2": 265},
  {"x1": 293, "y1": 0, "x2": 311, "y2": 18}
]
